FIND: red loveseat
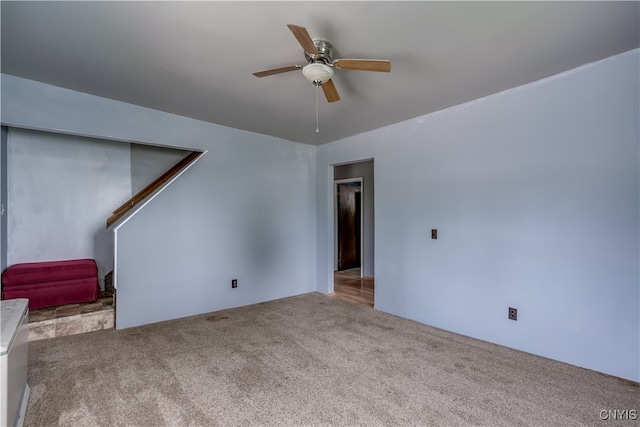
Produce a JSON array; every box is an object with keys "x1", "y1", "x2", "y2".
[{"x1": 1, "y1": 259, "x2": 99, "y2": 310}]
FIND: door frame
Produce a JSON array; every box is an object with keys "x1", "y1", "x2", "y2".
[{"x1": 334, "y1": 177, "x2": 364, "y2": 278}]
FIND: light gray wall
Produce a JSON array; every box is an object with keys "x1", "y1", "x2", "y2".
[
  {"x1": 317, "y1": 50, "x2": 640, "y2": 382},
  {"x1": 1, "y1": 127, "x2": 7, "y2": 273},
  {"x1": 6, "y1": 128, "x2": 131, "y2": 287},
  {"x1": 116, "y1": 138, "x2": 315, "y2": 328},
  {"x1": 130, "y1": 144, "x2": 190, "y2": 195},
  {"x1": 334, "y1": 160, "x2": 374, "y2": 278},
  {"x1": 1, "y1": 74, "x2": 316, "y2": 330}
]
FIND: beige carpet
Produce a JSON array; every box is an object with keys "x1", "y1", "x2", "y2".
[{"x1": 26, "y1": 292, "x2": 638, "y2": 426}]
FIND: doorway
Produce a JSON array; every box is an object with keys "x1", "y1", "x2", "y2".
[{"x1": 333, "y1": 160, "x2": 374, "y2": 307}]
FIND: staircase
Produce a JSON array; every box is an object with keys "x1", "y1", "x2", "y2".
[{"x1": 107, "y1": 151, "x2": 202, "y2": 227}]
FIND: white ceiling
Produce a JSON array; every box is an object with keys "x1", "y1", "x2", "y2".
[{"x1": 1, "y1": 1, "x2": 638, "y2": 145}]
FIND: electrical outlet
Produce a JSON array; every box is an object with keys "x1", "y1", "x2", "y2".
[
  {"x1": 231, "y1": 279, "x2": 237, "y2": 289},
  {"x1": 508, "y1": 307, "x2": 517, "y2": 321},
  {"x1": 431, "y1": 229, "x2": 437, "y2": 239}
]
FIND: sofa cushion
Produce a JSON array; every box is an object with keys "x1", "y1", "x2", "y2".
[{"x1": 1, "y1": 259, "x2": 97, "y2": 287}]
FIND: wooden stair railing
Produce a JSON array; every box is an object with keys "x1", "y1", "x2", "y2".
[{"x1": 106, "y1": 151, "x2": 201, "y2": 227}]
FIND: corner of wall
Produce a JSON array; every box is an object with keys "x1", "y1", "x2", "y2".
[{"x1": 0, "y1": 126, "x2": 7, "y2": 273}]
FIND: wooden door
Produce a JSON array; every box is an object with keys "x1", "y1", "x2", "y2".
[{"x1": 337, "y1": 182, "x2": 361, "y2": 271}]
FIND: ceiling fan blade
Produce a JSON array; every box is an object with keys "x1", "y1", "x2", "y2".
[
  {"x1": 322, "y1": 79, "x2": 340, "y2": 103},
  {"x1": 252, "y1": 65, "x2": 302, "y2": 78},
  {"x1": 287, "y1": 24, "x2": 319, "y2": 55},
  {"x1": 333, "y1": 59, "x2": 391, "y2": 72}
]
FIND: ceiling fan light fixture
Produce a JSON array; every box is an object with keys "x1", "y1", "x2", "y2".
[{"x1": 302, "y1": 63, "x2": 333, "y2": 85}]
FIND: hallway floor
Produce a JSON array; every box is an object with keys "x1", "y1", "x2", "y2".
[{"x1": 332, "y1": 268, "x2": 374, "y2": 307}]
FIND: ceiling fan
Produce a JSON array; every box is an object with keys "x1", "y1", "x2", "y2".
[{"x1": 253, "y1": 24, "x2": 391, "y2": 103}]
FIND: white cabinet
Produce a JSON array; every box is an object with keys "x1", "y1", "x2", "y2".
[{"x1": 1, "y1": 298, "x2": 29, "y2": 427}]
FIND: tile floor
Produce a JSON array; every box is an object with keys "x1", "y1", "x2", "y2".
[{"x1": 28, "y1": 292, "x2": 115, "y2": 342}]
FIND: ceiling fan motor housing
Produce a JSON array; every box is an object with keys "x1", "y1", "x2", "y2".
[{"x1": 304, "y1": 39, "x2": 333, "y2": 64}]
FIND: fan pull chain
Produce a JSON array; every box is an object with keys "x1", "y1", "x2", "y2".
[{"x1": 315, "y1": 84, "x2": 320, "y2": 133}]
